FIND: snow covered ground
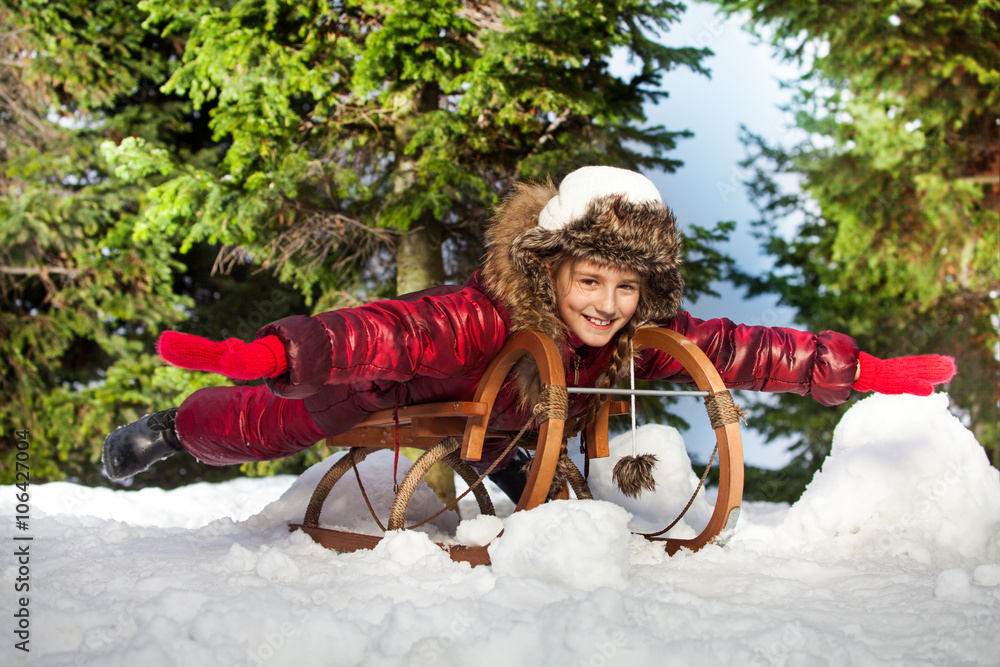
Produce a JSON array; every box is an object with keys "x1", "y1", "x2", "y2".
[{"x1": 4, "y1": 393, "x2": 999, "y2": 666}]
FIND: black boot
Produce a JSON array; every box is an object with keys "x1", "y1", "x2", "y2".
[
  {"x1": 488, "y1": 450, "x2": 532, "y2": 503},
  {"x1": 102, "y1": 409, "x2": 183, "y2": 481}
]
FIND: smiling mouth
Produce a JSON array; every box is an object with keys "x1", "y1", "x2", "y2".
[{"x1": 583, "y1": 315, "x2": 612, "y2": 327}]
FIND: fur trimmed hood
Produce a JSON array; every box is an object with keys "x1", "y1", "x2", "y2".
[{"x1": 482, "y1": 168, "x2": 685, "y2": 344}]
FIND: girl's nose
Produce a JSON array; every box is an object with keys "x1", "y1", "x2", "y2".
[{"x1": 596, "y1": 287, "x2": 616, "y2": 316}]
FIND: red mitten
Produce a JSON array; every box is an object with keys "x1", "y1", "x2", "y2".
[
  {"x1": 157, "y1": 331, "x2": 288, "y2": 380},
  {"x1": 853, "y1": 351, "x2": 956, "y2": 396},
  {"x1": 157, "y1": 331, "x2": 239, "y2": 374},
  {"x1": 219, "y1": 335, "x2": 287, "y2": 379}
]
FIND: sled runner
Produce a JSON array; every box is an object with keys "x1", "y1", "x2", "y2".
[{"x1": 290, "y1": 328, "x2": 744, "y2": 565}]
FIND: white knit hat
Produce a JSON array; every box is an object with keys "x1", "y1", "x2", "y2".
[{"x1": 537, "y1": 166, "x2": 664, "y2": 230}]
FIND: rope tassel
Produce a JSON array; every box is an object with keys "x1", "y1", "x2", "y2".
[
  {"x1": 612, "y1": 453, "x2": 659, "y2": 498},
  {"x1": 612, "y1": 344, "x2": 658, "y2": 498}
]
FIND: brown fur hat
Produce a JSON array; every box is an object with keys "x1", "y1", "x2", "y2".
[{"x1": 483, "y1": 166, "x2": 685, "y2": 341}]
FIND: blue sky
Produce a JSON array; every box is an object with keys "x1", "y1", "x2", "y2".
[{"x1": 628, "y1": 1, "x2": 810, "y2": 468}]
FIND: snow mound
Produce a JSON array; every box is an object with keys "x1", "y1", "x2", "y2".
[
  {"x1": 455, "y1": 514, "x2": 504, "y2": 547},
  {"x1": 489, "y1": 499, "x2": 632, "y2": 589},
  {"x1": 585, "y1": 424, "x2": 713, "y2": 536},
  {"x1": 775, "y1": 393, "x2": 1000, "y2": 563},
  {"x1": 256, "y1": 449, "x2": 458, "y2": 540},
  {"x1": 371, "y1": 529, "x2": 452, "y2": 566}
]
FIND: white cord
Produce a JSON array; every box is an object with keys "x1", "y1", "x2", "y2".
[{"x1": 630, "y1": 344, "x2": 637, "y2": 455}]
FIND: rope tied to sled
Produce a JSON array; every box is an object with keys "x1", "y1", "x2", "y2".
[
  {"x1": 532, "y1": 384, "x2": 568, "y2": 424},
  {"x1": 704, "y1": 390, "x2": 746, "y2": 429}
]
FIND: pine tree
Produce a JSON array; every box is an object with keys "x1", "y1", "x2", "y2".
[
  {"x1": 0, "y1": 1, "x2": 305, "y2": 486},
  {"x1": 713, "y1": 0, "x2": 999, "y2": 494}
]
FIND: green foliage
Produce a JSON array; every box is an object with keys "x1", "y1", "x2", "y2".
[
  {"x1": 0, "y1": 0, "x2": 312, "y2": 487},
  {"x1": 681, "y1": 219, "x2": 738, "y2": 303},
  {"x1": 0, "y1": 1, "x2": 188, "y2": 483},
  {"x1": 714, "y1": 0, "x2": 1000, "y2": 489},
  {"x1": 1, "y1": 0, "x2": 732, "y2": 486}
]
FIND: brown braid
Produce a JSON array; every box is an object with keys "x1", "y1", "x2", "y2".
[{"x1": 545, "y1": 318, "x2": 639, "y2": 499}]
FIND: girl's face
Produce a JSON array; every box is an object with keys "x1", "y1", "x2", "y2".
[{"x1": 552, "y1": 259, "x2": 640, "y2": 347}]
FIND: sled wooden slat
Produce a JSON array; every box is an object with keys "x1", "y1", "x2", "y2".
[
  {"x1": 325, "y1": 402, "x2": 490, "y2": 449},
  {"x1": 290, "y1": 525, "x2": 492, "y2": 567},
  {"x1": 583, "y1": 401, "x2": 628, "y2": 459}
]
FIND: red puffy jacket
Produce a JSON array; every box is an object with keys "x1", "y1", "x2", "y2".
[{"x1": 176, "y1": 271, "x2": 857, "y2": 466}]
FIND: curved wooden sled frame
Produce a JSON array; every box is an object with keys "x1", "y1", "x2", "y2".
[
  {"x1": 290, "y1": 328, "x2": 743, "y2": 563},
  {"x1": 631, "y1": 328, "x2": 743, "y2": 554}
]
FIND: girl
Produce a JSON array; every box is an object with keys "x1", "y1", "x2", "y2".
[{"x1": 102, "y1": 166, "x2": 956, "y2": 497}]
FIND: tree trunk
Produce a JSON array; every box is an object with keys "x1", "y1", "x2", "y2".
[
  {"x1": 396, "y1": 215, "x2": 454, "y2": 508},
  {"x1": 395, "y1": 214, "x2": 445, "y2": 295},
  {"x1": 396, "y1": 222, "x2": 456, "y2": 505},
  {"x1": 392, "y1": 82, "x2": 455, "y2": 507}
]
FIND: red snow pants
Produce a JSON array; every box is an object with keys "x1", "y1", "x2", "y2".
[{"x1": 175, "y1": 385, "x2": 328, "y2": 465}]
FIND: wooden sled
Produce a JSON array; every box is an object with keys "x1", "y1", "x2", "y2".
[{"x1": 290, "y1": 328, "x2": 744, "y2": 564}]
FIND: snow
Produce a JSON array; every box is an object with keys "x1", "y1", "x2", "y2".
[
  {"x1": 5, "y1": 394, "x2": 999, "y2": 666},
  {"x1": 489, "y1": 501, "x2": 633, "y2": 590}
]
